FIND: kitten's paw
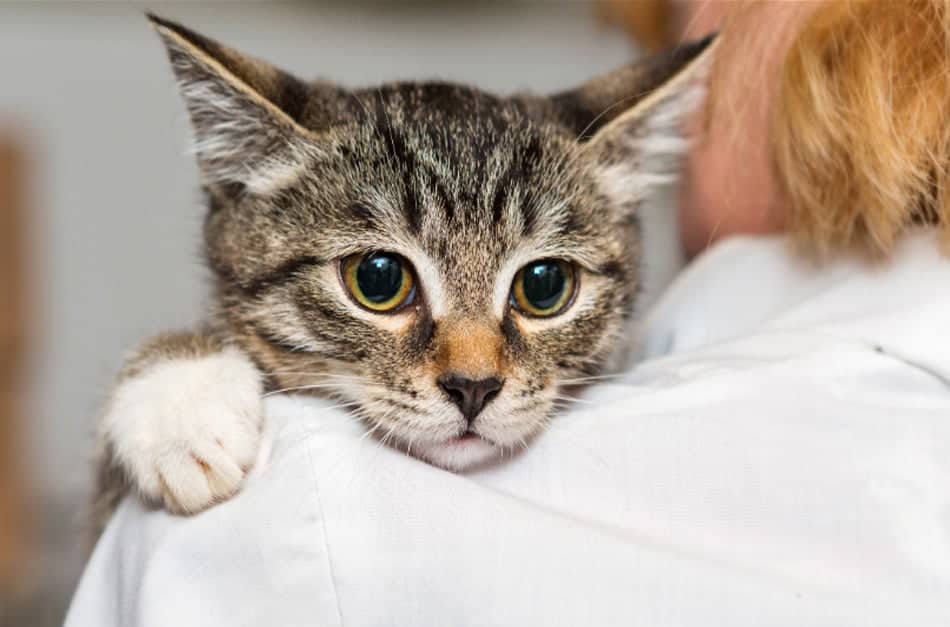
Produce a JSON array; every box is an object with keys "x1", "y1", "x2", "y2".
[{"x1": 102, "y1": 348, "x2": 264, "y2": 514}]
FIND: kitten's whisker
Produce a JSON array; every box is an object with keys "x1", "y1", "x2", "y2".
[
  {"x1": 263, "y1": 382, "x2": 352, "y2": 397},
  {"x1": 265, "y1": 371, "x2": 367, "y2": 382},
  {"x1": 380, "y1": 421, "x2": 399, "y2": 449},
  {"x1": 359, "y1": 421, "x2": 384, "y2": 443},
  {"x1": 316, "y1": 399, "x2": 367, "y2": 412},
  {"x1": 559, "y1": 373, "x2": 625, "y2": 385},
  {"x1": 266, "y1": 369, "x2": 362, "y2": 377},
  {"x1": 551, "y1": 395, "x2": 597, "y2": 406}
]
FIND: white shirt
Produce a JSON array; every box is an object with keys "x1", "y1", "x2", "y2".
[{"x1": 66, "y1": 233, "x2": 950, "y2": 626}]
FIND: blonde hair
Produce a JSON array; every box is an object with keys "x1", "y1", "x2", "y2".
[
  {"x1": 604, "y1": 0, "x2": 950, "y2": 258},
  {"x1": 774, "y1": 0, "x2": 950, "y2": 257}
]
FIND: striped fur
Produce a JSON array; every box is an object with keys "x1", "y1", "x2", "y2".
[{"x1": 91, "y1": 15, "x2": 715, "y2": 530}]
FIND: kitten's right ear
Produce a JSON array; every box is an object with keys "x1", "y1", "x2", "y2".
[
  {"x1": 553, "y1": 35, "x2": 717, "y2": 211},
  {"x1": 148, "y1": 14, "x2": 316, "y2": 197}
]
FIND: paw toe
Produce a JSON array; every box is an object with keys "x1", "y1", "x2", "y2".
[{"x1": 158, "y1": 463, "x2": 212, "y2": 515}]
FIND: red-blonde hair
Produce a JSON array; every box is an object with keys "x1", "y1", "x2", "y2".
[
  {"x1": 775, "y1": 0, "x2": 950, "y2": 257},
  {"x1": 604, "y1": 0, "x2": 950, "y2": 258}
]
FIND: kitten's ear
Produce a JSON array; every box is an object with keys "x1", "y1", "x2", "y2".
[
  {"x1": 555, "y1": 35, "x2": 718, "y2": 209},
  {"x1": 148, "y1": 14, "x2": 316, "y2": 197}
]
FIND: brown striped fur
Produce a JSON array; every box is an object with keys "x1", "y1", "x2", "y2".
[{"x1": 91, "y1": 15, "x2": 715, "y2": 529}]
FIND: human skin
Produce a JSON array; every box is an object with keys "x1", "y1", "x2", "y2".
[{"x1": 675, "y1": 1, "x2": 816, "y2": 257}]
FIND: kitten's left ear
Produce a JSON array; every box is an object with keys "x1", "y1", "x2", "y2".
[{"x1": 555, "y1": 35, "x2": 718, "y2": 209}]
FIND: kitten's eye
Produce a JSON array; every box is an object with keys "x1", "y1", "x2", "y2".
[
  {"x1": 510, "y1": 259, "x2": 576, "y2": 317},
  {"x1": 341, "y1": 252, "x2": 415, "y2": 313}
]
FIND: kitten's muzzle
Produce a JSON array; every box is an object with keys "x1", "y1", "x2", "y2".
[{"x1": 437, "y1": 374, "x2": 503, "y2": 423}]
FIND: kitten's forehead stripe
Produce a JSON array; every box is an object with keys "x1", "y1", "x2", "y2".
[
  {"x1": 372, "y1": 98, "x2": 423, "y2": 235},
  {"x1": 490, "y1": 173, "x2": 510, "y2": 227},
  {"x1": 431, "y1": 169, "x2": 456, "y2": 223}
]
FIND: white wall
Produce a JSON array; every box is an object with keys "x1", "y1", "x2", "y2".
[{"x1": 0, "y1": 1, "x2": 651, "y2": 504}]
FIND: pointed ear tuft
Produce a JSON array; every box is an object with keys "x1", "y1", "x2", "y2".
[
  {"x1": 148, "y1": 15, "x2": 316, "y2": 197},
  {"x1": 553, "y1": 33, "x2": 717, "y2": 140},
  {"x1": 557, "y1": 35, "x2": 718, "y2": 212}
]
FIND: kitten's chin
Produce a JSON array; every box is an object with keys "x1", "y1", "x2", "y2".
[{"x1": 412, "y1": 434, "x2": 502, "y2": 472}]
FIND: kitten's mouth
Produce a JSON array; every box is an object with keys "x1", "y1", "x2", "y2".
[
  {"x1": 412, "y1": 430, "x2": 501, "y2": 471},
  {"x1": 446, "y1": 431, "x2": 482, "y2": 446}
]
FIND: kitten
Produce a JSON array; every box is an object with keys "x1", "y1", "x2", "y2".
[{"x1": 93, "y1": 14, "x2": 715, "y2": 527}]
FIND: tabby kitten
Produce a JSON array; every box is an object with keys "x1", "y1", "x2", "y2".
[{"x1": 94, "y1": 14, "x2": 715, "y2": 524}]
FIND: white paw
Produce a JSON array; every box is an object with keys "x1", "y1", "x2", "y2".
[{"x1": 102, "y1": 348, "x2": 264, "y2": 514}]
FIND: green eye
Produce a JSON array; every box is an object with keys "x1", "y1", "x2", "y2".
[
  {"x1": 342, "y1": 252, "x2": 415, "y2": 312},
  {"x1": 510, "y1": 259, "x2": 576, "y2": 317}
]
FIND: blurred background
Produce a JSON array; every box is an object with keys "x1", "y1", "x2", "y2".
[{"x1": 0, "y1": 2, "x2": 671, "y2": 625}]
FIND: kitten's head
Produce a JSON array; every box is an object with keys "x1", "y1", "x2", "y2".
[{"x1": 150, "y1": 15, "x2": 715, "y2": 470}]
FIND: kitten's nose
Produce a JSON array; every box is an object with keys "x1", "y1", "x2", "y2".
[{"x1": 437, "y1": 374, "x2": 503, "y2": 423}]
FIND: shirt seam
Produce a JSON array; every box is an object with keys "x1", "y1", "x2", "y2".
[{"x1": 306, "y1": 439, "x2": 344, "y2": 627}]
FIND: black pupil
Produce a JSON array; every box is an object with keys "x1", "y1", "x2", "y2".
[
  {"x1": 356, "y1": 254, "x2": 404, "y2": 304},
  {"x1": 522, "y1": 261, "x2": 566, "y2": 311}
]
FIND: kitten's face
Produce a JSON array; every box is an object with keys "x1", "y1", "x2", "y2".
[
  {"x1": 213, "y1": 91, "x2": 639, "y2": 469},
  {"x1": 152, "y1": 16, "x2": 714, "y2": 469}
]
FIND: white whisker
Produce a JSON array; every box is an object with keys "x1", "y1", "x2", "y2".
[
  {"x1": 559, "y1": 372, "x2": 625, "y2": 385},
  {"x1": 265, "y1": 371, "x2": 367, "y2": 382},
  {"x1": 551, "y1": 394, "x2": 597, "y2": 406},
  {"x1": 263, "y1": 382, "x2": 350, "y2": 397}
]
